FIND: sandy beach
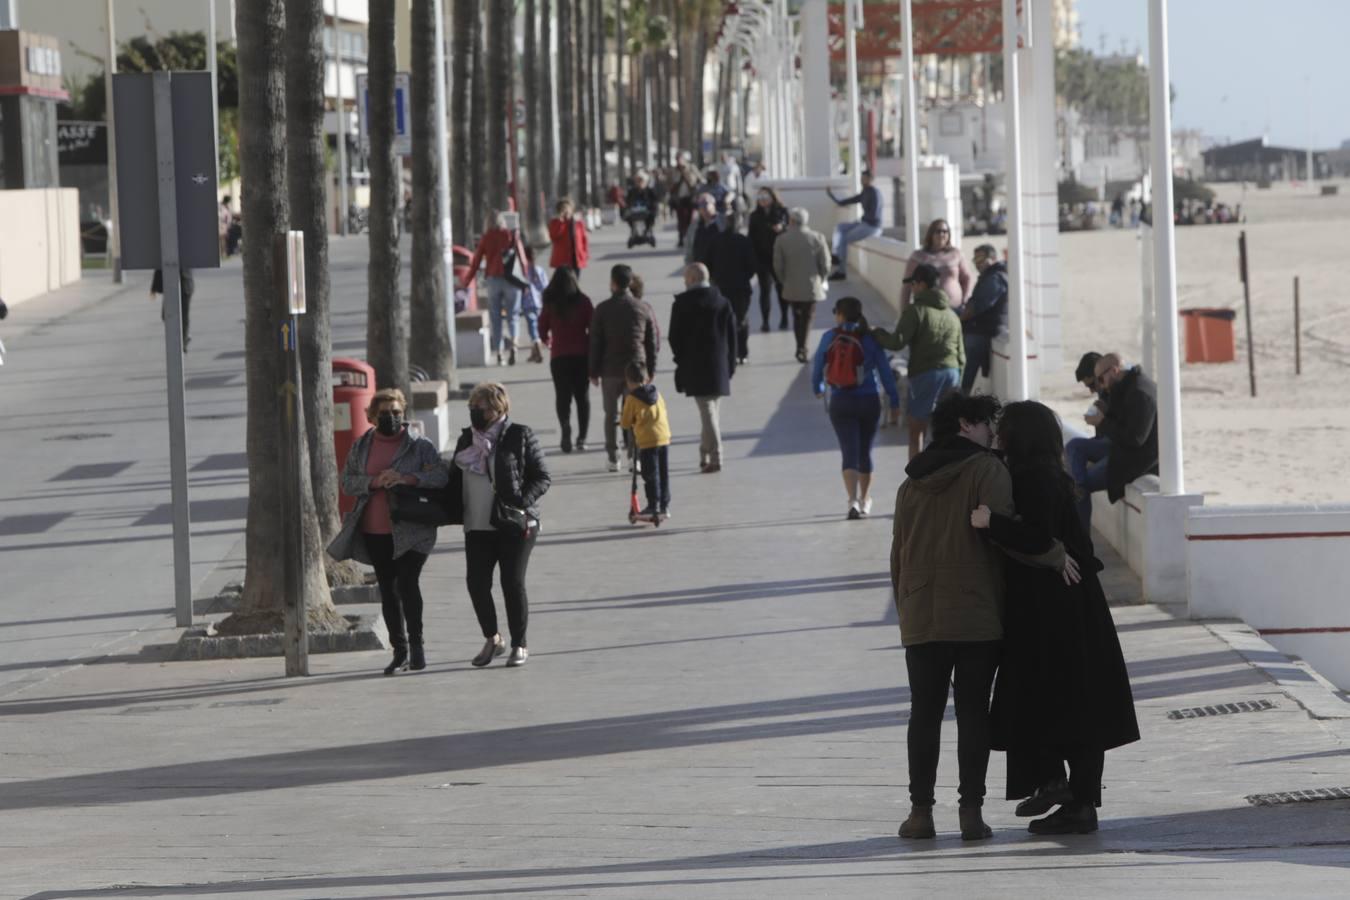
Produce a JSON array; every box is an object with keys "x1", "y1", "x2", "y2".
[{"x1": 1036, "y1": 179, "x2": 1350, "y2": 506}]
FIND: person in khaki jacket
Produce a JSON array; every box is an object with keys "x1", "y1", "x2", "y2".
[
  {"x1": 891, "y1": 392, "x2": 1076, "y2": 843},
  {"x1": 772, "y1": 207, "x2": 831, "y2": 363}
]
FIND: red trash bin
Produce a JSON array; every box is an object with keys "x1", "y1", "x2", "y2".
[
  {"x1": 333, "y1": 357, "x2": 376, "y2": 515},
  {"x1": 1178, "y1": 308, "x2": 1237, "y2": 363}
]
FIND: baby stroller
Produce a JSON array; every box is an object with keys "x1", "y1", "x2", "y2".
[{"x1": 624, "y1": 202, "x2": 657, "y2": 249}]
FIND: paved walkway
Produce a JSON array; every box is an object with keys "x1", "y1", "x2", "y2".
[{"x1": 2, "y1": 221, "x2": 1349, "y2": 898}]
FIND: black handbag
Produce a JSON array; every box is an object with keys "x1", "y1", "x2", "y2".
[
  {"x1": 389, "y1": 483, "x2": 458, "y2": 527},
  {"x1": 485, "y1": 447, "x2": 539, "y2": 539}
]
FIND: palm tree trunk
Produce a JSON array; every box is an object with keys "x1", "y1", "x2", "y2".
[
  {"x1": 486, "y1": 0, "x2": 512, "y2": 213},
  {"x1": 614, "y1": 0, "x2": 625, "y2": 179},
  {"x1": 469, "y1": 3, "x2": 487, "y2": 236},
  {"x1": 229, "y1": 0, "x2": 342, "y2": 632},
  {"x1": 540, "y1": 0, "x2": 556, "y2": 207},
  {"x1": 574, "y1": 0, "x2": 591, "y2": 206},
  {"x1": 451, "y1": 0, "x2": 474, "y2": 249},
  {"x1": 366, "y1": 0, "x2": 408, "y2": 396},
  {"x1": 410, "y1": 0, "x2": 451, "y2": 382},
  {"x1": 593, "y1": 0, "x2": 607, "y2": 195},
  {"x1": 523, "y1": 0, "x2": 546, "y2": 244},
  {"x1": 555, "y1": 0, "x2": 575, "y2": 202}
]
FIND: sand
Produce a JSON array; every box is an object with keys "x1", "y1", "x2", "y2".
[{"x1": 1039, "y1": 179, "x2": 1350, "y2": 506}]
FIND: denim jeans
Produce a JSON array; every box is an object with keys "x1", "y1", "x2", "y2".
[
  {"x1": 485, "y1": 276, "x2": 521, "y2": 352},
  {"x1": 639, "y1": 445, "x2": 671, "y2": 513},
  {"x1": 831, "y1": 221, "x2": 882, "y2": 268},
  {"x1": 961, "y1": 333, "x2": 992, "y2": 394},
  {"x1": 1067, "y1": 436, "x2": 1111, "y2": 531}
]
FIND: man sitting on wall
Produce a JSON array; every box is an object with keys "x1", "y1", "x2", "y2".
[{"x1": 1075, "y1": 353, "x2": 1159, "y2": 530}]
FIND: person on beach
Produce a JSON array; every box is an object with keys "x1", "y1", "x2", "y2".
[
  {"x1": 974, "y1": 400, "x2": 1139, "y2": 835},
  {"x1": 329, "y1": 388, "x2": 449, "y2": 675},
  {"x1": 900, "y1": 219, "x2": 973, "y2": 309},
  {"x1": 958, "y1": 245, "x2": 1008, "y2": 395},
  {"x1": 539, "y1": 267, "x2": 595, "y2": 454},
  {"x1": 748, "y1": 186, "x2": 790, "y2": 332},
  {"x1": 1076, "y1": 353, "x2": 1159, "y2": 530},
  {"x1": 812, "y1": 296, "x2": 901, "y2": 520},
  {"x1": 826, "y1": 170, "x2": 884, "y2": 280},
  {"x1": 548, "y1": 199, "x2": 590, "y2": 276},
  {"x1": 590, "y1": 264, "x2": 659, "y2": 472},
  {"x1": 891, "y1": 392, "x2": 1071, "y2": 842},
  {"x1": 620, "y1": 362, "x2": 673, "y2": 519},
  {"x1": 447, "y1": 383, "x2": 551, "y2": 669},
  {"x1": 669, "y1": 263, "x2": 738, "y2": 474},
  {"x1": 773, "y1": 207, "x2": 832, "y2": 363},
  {"x1": 462, "y1": 211, "x2": 531, "y2": 366},
  {"x1": 873, "y1": 263, "x2": 965, "y2": 459},
  {"x1": 707, "y1": 208, "x2": 758, "y2": 364}
]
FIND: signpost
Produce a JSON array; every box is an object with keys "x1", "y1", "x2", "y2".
[
  {"x1": 113, "y1": 70, "x2": 220, "y2": 628},
  {"x1": 276, "y1": 230, "x2": 309, "y2": 677},
  {"x1": 357, "y1": 71, "x2": 412, "y2": 157}
]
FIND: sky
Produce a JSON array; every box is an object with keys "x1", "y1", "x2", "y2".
[{"x1": 1074, "y1": 0, "x2": 1350, "y2": 149}]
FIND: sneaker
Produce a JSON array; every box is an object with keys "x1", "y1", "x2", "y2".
[
  {"x1": 860, "y1": 497, "x2": 873, "y2": 517},
  {"x1": 506, "y1": 646, "x2": 529, "y2": 667},
  {"x1": 508, "y1": 346, "x2": 517, "y2": 366},
  {"x1": 847, "y1": 500, "x2": 862, "y2": 520},
  {"x1": 659, "y1": 507, "x2": 671, "y2": 519},
  {"x1": 575, "y1": 440, "x2": 588, "y2": 453},
  {"x1": 606, "y1": 458, "x2": 621, "y2": 473}
]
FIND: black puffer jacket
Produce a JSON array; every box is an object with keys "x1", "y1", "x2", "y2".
[{"x1": 446, "y1": 420, "x2": 551, "y2": 521}]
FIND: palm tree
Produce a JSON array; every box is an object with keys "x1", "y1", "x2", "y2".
[
  {"x1": 224, "y1": 0, "x2": 342, "y2": 636},
  {"x1": 486, "y1": 0, "x2": 512, "y2": 213},
  {"x1": 523, "y1": 0, "x2": 547, "y2": 245},
  {"x1": 366, "y1": 0, "x2": 408, "y2": 396},
  {"x1": 410, "y1": 0, "x2": 451, "y2": 383},
  {"x1": 614, "y1": 0, "x2": 626, "y2": 178},
  {"x1": 555, "y1": 0, "x2": 575, "y2": 202},
  {"x1": 469, "y1": 2, "x2": 487, "y2": 238},
  {"x1": 574, "y1": 0, "x2": 592, "y2": 206},
  {"x1": 540, "y1": 0, "x2": 556, "y2": 205},
  {"x1": 451, "y1": 0, "x2": 475, "y2": 249}
]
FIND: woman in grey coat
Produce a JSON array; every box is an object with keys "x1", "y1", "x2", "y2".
[{"x1": 329, "y1": 388, "x2": 448, "y2": 674}]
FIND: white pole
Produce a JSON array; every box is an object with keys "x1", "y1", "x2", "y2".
[
  {"x1": 433, "y1": 0, "x2": 458, "y2": 388},
  {"x1": 207, "y1": 0, "x2": 219, "y2": 182},
  {"x1": 104, "y1": 0, "x2": 123, "y2": 283},
  {"x1": 899, "y1": 0, "x2": 920, "y2": 248},
  {"x1": 1148, "y1": 0, "x2": 1184, "y2": 494},
  {"x1": 1305, "y1": 75, "x2": 1314, "y2": 185},
  {"x1": 335, "y1": 20, "x2": 349, "y2": 236},
  {"x1": 845, "y1": 0, "x2": 862, "y2": 191},
  {"x1": 1002, "y1": 0, "x2": 1028, "y2": 400}
]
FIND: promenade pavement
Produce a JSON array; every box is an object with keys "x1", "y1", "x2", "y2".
[{"x1": 1, "y1": 221, "x2": 1349, "y2": 898}]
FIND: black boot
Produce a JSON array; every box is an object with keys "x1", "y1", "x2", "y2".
[
  {"x1": 1028, "y1": 802, "x2": 1098, "y2": 835},
  {"x1": 560, "y1": 423, "x2": 573, "y2": 454},
  {"x1": 384, "y1": 646, "x2": 409, "y2": 676},
  {"x1": 409, "y1": 643, "x2": 427, "y2": 671}
]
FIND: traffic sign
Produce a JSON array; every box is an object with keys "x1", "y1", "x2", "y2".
[{"x1": 356, "y1": 71, "x2": 412, "y2": 157}]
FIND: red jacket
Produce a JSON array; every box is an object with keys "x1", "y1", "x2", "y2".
[
  {"x1": 464, "y1": 227, "x2": 530, "y2": 286},
  {"x1": 538, "y1": 294, "x2": 594, "y2": 358},
  {"x1": 548, "y1": 216, "x2": 590, "y2": 270}
]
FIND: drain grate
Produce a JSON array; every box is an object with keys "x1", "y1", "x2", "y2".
[
  {"x1": 1167, "y1": 699, "x2": 1276, "y2": 720},
  {"x1": 1247, "y1": 786, "x2": 1350, "y2": 806}
]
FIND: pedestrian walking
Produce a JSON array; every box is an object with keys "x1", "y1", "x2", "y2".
[
  {"x1": 890, "y1": 392, "x2": 1069, "y2": 842},
  {"x1": 900, "y1": 219, "x2": 973, "y2": 309},
  {"x1": 683, "y1": 193, "x2": 724, "y2": 267},
  {"x1": 958, "y1": 244, "x2": 1008, "y2": 395},
  {"x1": 974, "y1": 400, "x2": 1139, "y2": 835},
  {"x1": 329, "y1": 388, "x2": 449, "y2": 675},
  {"x1": 217, "y1": 196, "x2": 232, "y2": 259},
  {"x1": 811, "y1": 296, "x2": 901, "y2": 520},
  {"x1": 619, "y1": 362, "x2": 673, "y2": 519},
  {"x1": 548, "y1": 199, "x2": 590, "y2": 275},
  {"x1": 873, "y1": 263, "x2": 965, "y2": 459},
  {"x1": 447, "y1": 383, "x2": 551, "y2": 669},
  {"x1": 748, "y1": 186, "x2": 790, "y2": 332},
  {"x1": 462, "y1": 211, "x2": 532, "y2": 366},
  {"x1": 742, "y1": 159, "x2": 769, "y2": 208},
  {"x1": 150, "y1": 267, "x2": 195, "y2": 350},
  {"x1": 699, "y1": 168, "x2": 731, "y2": 229},
  {"x1": 522, "y1": 248, "x2": 546, "y2": 363},
  {"x1": 539, "y1": 267, "x2": 595, "y2": 454},
  {"x1": 826, "y1": 170, "x2": 884, "y2": 280},
  {"x1": 671, "y1": 154, "x2": 701, "y2": 247},
  {"x1": 773, "y1": 207, "x2": 832, "y2": 363},
  {"x1": 589, "y1": 264, "x2": 659, "y2": 472},
  {"x1": 707, "y1": 208, "x2": 758, "y2": 363},
  {"x1": 668, "y1": 263, "x2": 737, "y2": 474}
]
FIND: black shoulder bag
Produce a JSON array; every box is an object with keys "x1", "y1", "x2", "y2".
[{"x1": 485, "y1": 429, "x2": 539, "y2": 539}]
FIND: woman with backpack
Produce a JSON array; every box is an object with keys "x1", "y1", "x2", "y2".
[
  {"x1": 538, "y1": 267, "x2": 595, "y2": 453},
  {"x1": 812, "y1": 296, "x2": 901, "y2": 519}
]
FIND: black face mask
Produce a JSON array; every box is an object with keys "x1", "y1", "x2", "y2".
[
  {"x1": 376, "y1": 411, "x2": 403, "y2": 436},
  {"x1": 469, "y1": 407, "x2": 493, "y2": 431}
]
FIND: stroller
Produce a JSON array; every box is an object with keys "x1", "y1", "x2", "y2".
[
  {"x1": 625, "y1": 430, "x2": 664, "y2": 527},
  {"x1": 624, "y1": 203, "x2": 657, "y2": 249}
]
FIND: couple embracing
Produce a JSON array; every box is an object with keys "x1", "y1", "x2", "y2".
[{"x1": 890, "y1": 392, "x2": 1139, "y2": 840}]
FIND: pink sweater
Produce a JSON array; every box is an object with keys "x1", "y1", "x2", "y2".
[
  {"x1": 901, "y1": 247, "x2": 974, "y2": 309},
  {"x1": 360, "y1": 431, "x2": 404, "y2": 535}
]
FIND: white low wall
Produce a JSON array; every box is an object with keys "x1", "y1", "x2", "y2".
[
  {"x1": 1187, "y1": 504, "x2": 1350, "y2": 691},
  {"x1": 851, "y1": 235, "x2": 912, "y2": 313},
  {"x1": 758, "y1": 176, "x2": 857, "y2": 244},
  {"x1": 0, "y1": 188, "x2": 82, "y2": 308}
]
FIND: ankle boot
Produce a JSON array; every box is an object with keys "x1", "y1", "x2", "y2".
[
  {"x1": 409, "y1": 643, "x2": 426, "y2": 671},
  {"x1": 383, "y1": 646, "x2": 409, "y2": 676},
  {"x1": 898, "y1": 805, "x2": 935, "y2": 839},
  {"x1": 959, "y1": 807, "x2": 993, "y2": 841},
  {"x1": 560, "y1": 424, "x2": 573, "y2": 454},
  {"x1": 529, "y1": 341, "x2": 544, "y2": 363}
]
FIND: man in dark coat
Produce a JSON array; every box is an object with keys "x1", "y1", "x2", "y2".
[
  {"x1": 958, "y1": 245, "x2": 1007, "y2": 394},
  {"x1": 668, "y1": 263, "x2": 737, "y2": 473},
  {"x1": 706, "y1": 209, "x2": 758, "y2": 364},
  {"x1": 683, "y1": 194, "x2": 723, "y2": 267},
  {"x1": 1077, "y1": 352, "x2": 1159, "y2": 529}
]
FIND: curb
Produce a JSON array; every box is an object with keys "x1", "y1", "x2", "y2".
[{"x1": 1205, "y1": 620, "x2": 1350, "y2": 720}]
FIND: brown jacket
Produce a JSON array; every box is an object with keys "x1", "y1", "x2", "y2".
[
  {"x1": 588, "y1": 291, "x2": 658, "y2": 379},
  {"x1": 892, "y1": 437, "x2": 1062, "y2": 646}
]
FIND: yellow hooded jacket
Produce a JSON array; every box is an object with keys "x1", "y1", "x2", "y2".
[{"x1": 619, "y1": 383, "x2": 671, "y2": 450}]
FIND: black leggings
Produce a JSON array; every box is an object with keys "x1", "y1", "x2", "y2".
[
  {"x1": 465, "y1": 530, "x2": 536, "y2": 648},
  {"x1": 756, "y1": 263, "x2": 786, "y2": 325},
  {"x1": 365, "y1": 533, "x2": 428, "y2": 649},
  {"x1": 790, "y1": 301, "x2": 815, "y2": 354},
  {"x1": 549, "y1": 354, "x2": 590, "y2": 443},
  {"x1": 905, "y1": 640, "x2": 1001, "y2": 808}
]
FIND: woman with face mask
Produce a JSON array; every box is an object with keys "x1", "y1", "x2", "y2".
[
  {"x1": 329, "y1": 388, "x2": 448, "y2": 675},
  {"x1": 748, "y1": 186, "x2": 790, "y2": 332},
  {"x1": 445, "y1": 383, "x2": 551, "y2": 668}
]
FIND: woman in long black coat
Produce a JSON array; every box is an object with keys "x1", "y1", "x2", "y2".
[{"x1": 971, "y1": 400, "x2": 1139, "y2": 835}]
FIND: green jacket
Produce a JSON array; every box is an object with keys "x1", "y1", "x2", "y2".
[{"x1": 873, "y1": 287, "x2": 965, "y2": 377}]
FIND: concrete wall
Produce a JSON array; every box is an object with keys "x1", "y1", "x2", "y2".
[
  {"x1": 758, "y1": 176, "x2": 856, "y2": 242},
  {"x1": 0, "y1": 187, "x2": 81, "y2": 307},
  {"x1": 1187, "y1": 504, "x2": 1350, "y2": 691}
]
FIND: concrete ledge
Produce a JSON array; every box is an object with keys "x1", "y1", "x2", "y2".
[
  {"x1": 171, "y1": 613, "x2": 390, "y2": 660},
  {"x1": 850, "y1": 236, "x2": 912, "y2": 314},
  {"x1": 332, "y1": 583, "x2": 380, "y2": 605},
  {"x1": 1206, "y1": 620, "x2": 1350, "y2": 720}
]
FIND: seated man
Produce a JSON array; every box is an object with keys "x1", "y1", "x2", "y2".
[
  {"x1": 1076, "y1": 353, "x2": 1159, "y2": 530},
  {"x1": 826, "y1": 170, "x2": 883, "y2": 280},
  {"x1": 1066, "y1": 351, "x2": 1110, "y2": 499}
]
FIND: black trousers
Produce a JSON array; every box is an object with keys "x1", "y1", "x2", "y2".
[
  {"x1": 159, "y1": 290, "x2": 193, "y2": 344},
  {"x1": 790, "y1": 301, "x2": 815, "y2": 354},
  {"x1": 726, "y1": 289, "x2": 751, "y2": 360},
  {"x1": 1026, "y1": 746, "x2": 1106, "y2": 807},
  {"x1": 905, "y1": 640, "x2": 1001, "y2": 808},
  {"x1": 639, "y1": 445, "x2": 671, "y2": 512},
  {"x1": 365, "y1": 533, "x2": 428, "y2": 649},
  {"x1": 465, "y1": 530, "x2": 536, "y2": 648},
  {"x1": 756, "y1": 263, "x2": 786, "y2": 326},
  {"x1": 549, "y1": 354, "x2": 590, "y2": 443}
]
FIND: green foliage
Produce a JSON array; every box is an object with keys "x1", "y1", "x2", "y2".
[
  {"x1": 1058, "y1": 177, "x2": 1099, "y2": 205},
  {"x1": 61, "y1": 31, "x2": 238, "y2": 122},
  {"x1": 1055, "y1": 47, "x2": 1151, "y2": 129},
  {"x1": 1173, "y1": 176, "x2": 1214, "y2": 204}
]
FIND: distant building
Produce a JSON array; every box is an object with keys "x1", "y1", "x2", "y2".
[{"x1": 1201, "y1": 137, "x2": 1329, "y2": 182}]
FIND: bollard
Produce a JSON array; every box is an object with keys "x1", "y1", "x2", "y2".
[
  {"x1": 1238, "y1": 231, "x2": 1256, "y2": 398},
  {"x1": 1294, "y1": 276, "x2": 1302, "y2": 376}
]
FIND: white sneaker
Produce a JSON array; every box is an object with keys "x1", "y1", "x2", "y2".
[
  {"x1": 847, "y1": 500, "x2": 862, "y2": 520},
  {"x1": 860, "y1": 497, "x2": 873, "y2": 517},
  {"x1": 606, "y1": 459, "x2": 620, "y2": 473}
]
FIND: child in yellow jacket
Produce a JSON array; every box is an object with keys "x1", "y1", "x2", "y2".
[{"x1": 619, "y1": 362, "x2": 672, "y2": 517}]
